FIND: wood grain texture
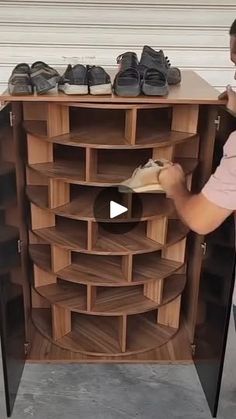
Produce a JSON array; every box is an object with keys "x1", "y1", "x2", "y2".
[
  {"x1": 24, "y1": 119, "x2": 199, "y2": 150},
  {"x1": 144, "y1": 279, "x2": 164, "y2": 305},
  {"x1": 27, "y1": 134, "x2": 53, "y2": 165},
  {"x1": 29, "y1": 244, "x2": 184, "y2": 287},
  {"x1": 152, "y1": 145, "x2": 174, "y2": 161},
  {"x1": 26, "y1": 185, "x2": 173, "y2": 222},
  {"x1": 48, "y1": 178, "x2": 70, "y2": 209},
  {"x1": 27, "y1": 317, "x2": 192, "y2": 363},
  {"x1": 172, "y1": 104, "x2": 199, "y2": 134},
  {"x1": 52, "y1": 304, "x2": 71, "y2": 341},
  {"x1": 30, "y1": 203, "x2": 55, "y2": 230},
  {"x1": 47, "y1": 104, "x2": 69, "y2": 137},
  {"x1": 125, "y1": 108, "x2": 137, "y2": 144},
  {"x1": 51, "y1": 245, "x2": 71, "y2": 272},
  {"x1": 32, "y1": 308, "x2": 178, "y2": 356},
  {"x1": 158, "y1": 296, "x2": 182, "y2": 329},
  {"x1": 147, "y1": 217, "x2": 168, "y2": 245},
  {"x1": 34, "y1": 264, "x2": 56, "y2": 288},
  {"x1": 118, "y1": 315, "x2": 127, "y2": 353},
  {"x1": 0, "y1": 71, "x2": 223, "y2": 104}
]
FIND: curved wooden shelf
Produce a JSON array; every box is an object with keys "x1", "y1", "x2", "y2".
[
  {"x1": 32, "y1": 218, "x2": 188, "y2": 256},
  {"x1": 24, "y1": 120, "x2": 198, "y2": 150},
  {"x1": 34, "y1": 274, "x2": 186, "y2": 316},
  {"x1": 29, "y1": 244, "x2": 184, "y2": 287},
  {"x1": 28, "y1": 157, "x2": 197, "y2": 187},
  {"x1": 26, "y1": 185, "x2": 173, "y2": 222},
  {"x1": 32, "y1": 308, "x2": 178, "y2": 356}
]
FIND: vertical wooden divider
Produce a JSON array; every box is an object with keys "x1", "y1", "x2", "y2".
[
  {"x1": 86, "y1": 148, "x2": 97, "y2": 182},
  {"x1": 152, "y1": 146, "x2": 174, "y2": 161},
  {"x1": 34, "y1": 265, "x2": 57, "y2": 287},
  {"x1": 171, "y1": 105, "x2": 199, "y2": 134},
  {"x1": 27, "y1": 134, "x2": 53, "y2": 164},
  {"x1": 147, "y1": 216, "x2": 168, "y2": 244},
  {"x1": 125, "y1": 109, "x2": 137, "y2": 144},
  {"x1": 48, "y1": 178, "x2": 70, "y2": 209},
  {"x1": 144, "y1": 280, "x2": 164, "y2": 305},
  {"x1": 157, "y1": 295, "x2": 182, "y2": 329},
  {"x1": 51, "y1": 245, "x2": 71, "y2": 272},
  {"x1": 87, "y1": 221, "x2": 98, "y2": 251},
  {"x1": 162, "y1": 238, "x2": 187, "y2": 274},
  {"x1": 30, "y1": 203, "x2": 55, "y2": 230},
  {"x1": 118, "y1": 315, "x2": 127, "y2": 353},
  {"x1": 52, "y1": 304, "x2": 71, "y2": 341},
  {"x1": 47, "y1": 104, "x2": 70, "y2": 137},
  {"x1": 122, "y1": 254, "x2": 133, "y2": 282},
  {"x1": 87, "y1": 285, "x2": 97, "y2": 312}
]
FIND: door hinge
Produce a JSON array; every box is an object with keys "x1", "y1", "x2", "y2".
[
  {"x1": 24, "y1": 342, "x2": 30, "y2": 356},
  {"x1": 201, "y1": 242, "x2": 207, "y2": 256},
  {"x1": 214, "y1": 115, "x2": 221, "y2": 131},
  {"x1": 9, "y1": 111, "x2": 15, "y2": 127},
  {"x1": 191, "y1": 344, "x2": 196, "y2": 357},
  {"x1": 17, "y1": 239, "x2": 23, "y2": 254}
]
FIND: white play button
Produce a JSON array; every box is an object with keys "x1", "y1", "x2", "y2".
[{"x1": 110, "y1": 201, "x2": 128, "y2": 219}]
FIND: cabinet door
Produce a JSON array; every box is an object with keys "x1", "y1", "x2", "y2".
[
  {"x1": 194, "y1": 108, "x2": 236, "y2": 417},
  {"x1": 0, "y1": 104, "x2": 26, "y2": 417}
]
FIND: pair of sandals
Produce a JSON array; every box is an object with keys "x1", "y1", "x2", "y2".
[{"x1": 114, "y1": 52, "x2": 168, "y2": 97}]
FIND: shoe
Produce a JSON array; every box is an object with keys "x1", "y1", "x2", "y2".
[
  {"x1": 87, "y1": 66, "x2": 112, "y2": 95},
  {"x1": 164, "y1": 55, "x2": 181, "y2": 85},
  {"x1": 119, "y1": 158, "x2": 172, "y2": 193},
  {"x1": 8, "y1": 63, "x2": 33, "y2": 95},
  {"x1": 139, "y1": 46, "x2": 169, "y2": 96},
  {"x1": 113, "y1": 52, "x2": 141, "y2": 97},
  {"x1": 31, "y1": 61, "x2": 59, "y2": 94},
  {"x1": 58, "y1": 64, "x2": 88, "y2": 95}
]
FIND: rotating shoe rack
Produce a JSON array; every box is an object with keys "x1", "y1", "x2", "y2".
[{"x1": 23, "y1": 98, "x2": 200, "y2": 358}]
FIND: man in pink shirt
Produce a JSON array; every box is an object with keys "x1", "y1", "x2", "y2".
[{"x1": 159, "y1": 19, "x2": 236, "y2": 322}]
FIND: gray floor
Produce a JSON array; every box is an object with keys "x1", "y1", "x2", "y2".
[{"x1": 0, "y1": 314, "x2": 235, "y2": 419}]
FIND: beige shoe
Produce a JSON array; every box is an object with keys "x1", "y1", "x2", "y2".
[{"x1": 119, "y1": 158, "x2": 172, "y2": 193}]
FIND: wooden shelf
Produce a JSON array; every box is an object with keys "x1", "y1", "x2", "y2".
[
  {"x1": 34, "y1": 274, "x2": 185, "y2": 316},
  {"x1": 26, "y1": 185, "x2": 173, "y2": 222},
  {"x1": 32, "y1": 308, "x2": 178, "y2": 356},
  {"x1": 28, "y1": 157, "x2": 197, "y2": 187},
  {"x1": 24, "y1": 120, "x2": 198, "y2": 150}
]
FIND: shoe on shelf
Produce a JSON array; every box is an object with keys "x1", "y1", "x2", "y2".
[
  {"x1": 139, "y1": 46, "x2": 168, "y2": 96},
  {"x1": 164, "y1": 55, "x2": 181, "y2": 85},
  {"x1": 113, "y1": 52, "x2": 141, "y2": 97},
  {"x1": 8, "y1": 63, "x2": 33, "y2": 95},
  {"x1": 31, "y1": 61, "x2": 59, "y2": 94},
  {"x1": 87, "y1": 65, "x2": 112, "y2": 95},
  {"x1": 58, "y1": 64, "x2": 88, "y2": 95},
  {"x1": 119, "y1": 158, "x2": 172, "y2": 193}
]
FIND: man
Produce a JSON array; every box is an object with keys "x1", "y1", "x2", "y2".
[{"x1": 159, "y1": 19, "x2": 236, "y2": 322}]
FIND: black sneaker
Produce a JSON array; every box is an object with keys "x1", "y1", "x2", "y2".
[
  {"x1": 87, "y1": 66, "x2": 112, "y2": 95},
  {"x1": 8, "y1": 63, "x2": 32, "y2": 95},
  {"x1": 31, "y1": 61, "x2": 59, "y2": 94},
  {"x1": 58, "y1": 64, "x2": 88, "y2": 95},
  {"x1": 113, "y1": 52, "x2": 141, "y2": 97},
  {"x1": 164, "y1": 54, "x2": 181, "y2": 85},
  {"x1": 139, "y1": 46, "x2": 168, "y2": 96}
]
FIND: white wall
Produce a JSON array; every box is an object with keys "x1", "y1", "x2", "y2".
[{"x1": 0, "y1": 0, "x2": 236, "y2": 93}]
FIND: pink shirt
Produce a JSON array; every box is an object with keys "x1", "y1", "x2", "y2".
[
  {"x1": 202, "y1": 131, "x2": 236, "y2": 211},
  {"x1": 202, "y1": 131, "x2": 236, "y2": 305}
]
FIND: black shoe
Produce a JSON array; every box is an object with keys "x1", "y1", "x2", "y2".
[
  {"x1": 31, "y1": 61, "x2": 59, "y2": 94},
  {"x1": 58, "y1": 64, "x2": 88, "y2": 95},
  {"x1": 139, "y1": 46, "x2": 168, "y2": 96},
  {"x1": 8, "y1": 63, "x2": 32, "y2": 95},
  {"x1": 87, "y1": 66, "x2": 112, "y2": 95},
  {"x1": 113, "y1": 52, "x2": 141, "y2": 97},
  {"x1": 164, "y1": 54, "x2": 181, "y2": 85}
]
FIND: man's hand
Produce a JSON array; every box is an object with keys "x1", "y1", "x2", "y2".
[
  {"x1": 218, "y1": 85, "x2": 236, "y2": 116},
  {"x1": 159, "y1": 164, "x2": 187, "y2": 198}
]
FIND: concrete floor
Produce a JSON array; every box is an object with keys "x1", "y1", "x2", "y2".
[{"x1": 0, "y1": 314, "x2": 235, "y2": 419}]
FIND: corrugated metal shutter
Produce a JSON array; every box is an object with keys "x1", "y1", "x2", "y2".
[{"x1": 0, "y1": 0, "x2": 235, "y2": 92}]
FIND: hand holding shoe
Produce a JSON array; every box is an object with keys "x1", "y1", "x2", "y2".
[{"x1": 159, "y1": 164, "x2": 186, "y2": 198}]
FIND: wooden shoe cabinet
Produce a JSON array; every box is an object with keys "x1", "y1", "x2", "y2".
[{"x1": 0, "y1": 71, "x2": 226, "y2": 363}]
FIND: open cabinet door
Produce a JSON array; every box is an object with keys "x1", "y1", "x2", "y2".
[
  {"x1": 194, "y1": 108, "x2": 236, "y2": 417},
  {"x1": 0, "y1": 103, "x2": 27, "y2": 417}
]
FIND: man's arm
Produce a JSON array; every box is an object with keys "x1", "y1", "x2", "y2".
[{"x1": 161, "y1": 167, "x2": 232, "y2": 234}]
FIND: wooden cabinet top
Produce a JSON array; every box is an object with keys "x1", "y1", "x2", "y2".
[{"x1": 0, "y1": 71, "x2": 226, "y2": 105}]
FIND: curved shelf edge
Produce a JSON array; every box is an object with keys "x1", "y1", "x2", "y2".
[{"x1": 31, "y1": 308, "x2": 179, "y2": 357}]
